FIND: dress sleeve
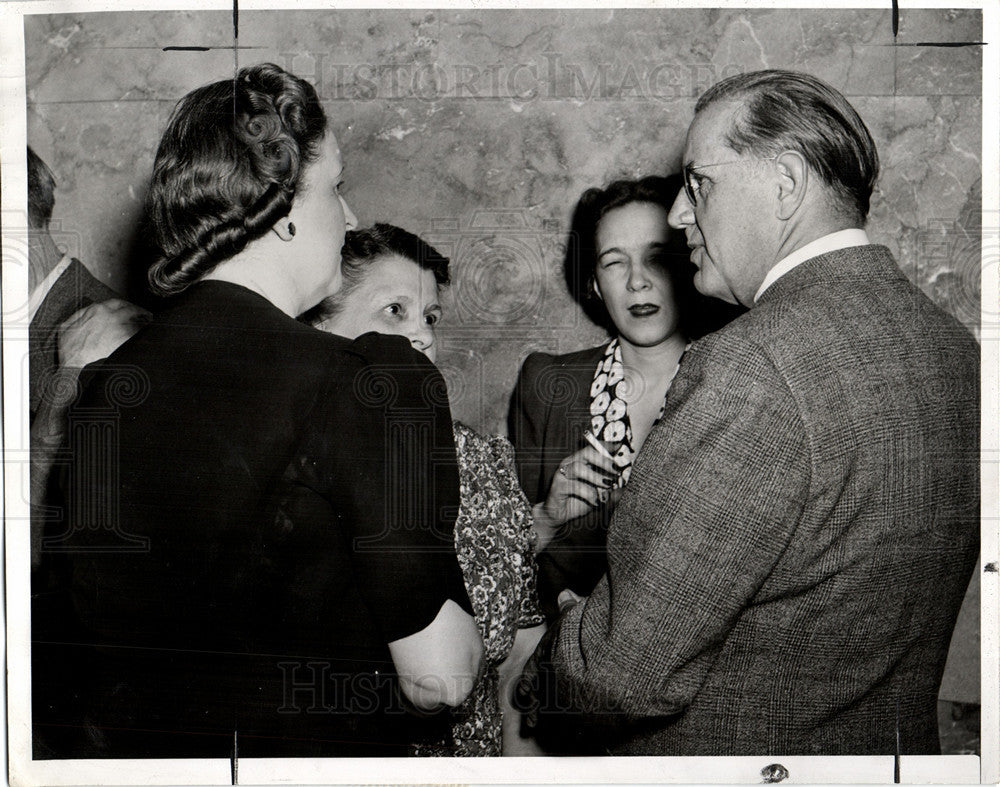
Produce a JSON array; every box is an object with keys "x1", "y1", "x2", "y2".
[
  {"x1": 550, "y1": 335, "x2": 811, "y2": 719},
  {"x1": 507, "y1": 352, "x2": 550, "y2": 504},
  {"x1": 517, "y1": 544, "x2": 546, "y2": 629},
  {"x1": 319, "y1": 332, "x2": 471, "y2": 644},
  {"x1": 492, "y1": 435, "x2": 546, "y2": 629}
]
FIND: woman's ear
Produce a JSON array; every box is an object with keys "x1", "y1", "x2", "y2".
[
  {"x1": 590, "y1": 276, "x2": 603, "y2": 301},
  {"x1": 272, "y1": 219, "x2": 296, "y2": 242}
]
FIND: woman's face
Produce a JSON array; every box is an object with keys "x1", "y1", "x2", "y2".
[
  {"x1": 320, "y1": 254, "x2": 443, "y2": 363},
  {"x1": 287, "y1": 132, "x2": 358, "y2": 304},
  {"x1": 593, "y1": 201, "x2": 680, "y2": 348}
]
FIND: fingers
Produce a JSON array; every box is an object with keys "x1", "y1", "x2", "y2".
[
  {"x1": 58, "y1": 303, "x2": 99, "y2": 331},
  {"x1": 57, "y1": 299, "x2": 151, "y2": 369},
  {"x1": 66, "y1": 298, "x2": 150, "y2": 320},
  {"x1": 561, "y1": 444, "x2": 617, "y2": 475},
  {"x1": 114, "y1": 302, "x2": 153, "y2": 322},
  {"x1": 547, "y1": 443, "x2": 621, "y2": 519},
  {"x1": 557, "y1": 589, "x2": 585, "y2": 613},
  {"x1": 558, "y1": 459, "x2": 615, "y2": 491},
  {"x1": 569, "y1": 443, "x2": 619, "y2": 475},
  {"x1": 60, "y1": 301, "x2": 152, "y2": 343},
  {"x1": 60, "y1": 299, "x2": 129, "y2": 329},
  {"x1": 544, "y1": 477, "x2": 603, "y2": 526},
  {"x1": 97, "y1": 297, "x2": 133, "y2": 312},
  {"x1": 562, "y1": 478, "x2": 600, "y2": 507},
  {"x1": 544, "y1": 438, "x2": 627, "y2": 525}
]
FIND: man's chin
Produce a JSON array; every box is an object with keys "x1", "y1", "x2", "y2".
[{"x1": 693, "y1": 270, "x2": 740, "y2": 306}]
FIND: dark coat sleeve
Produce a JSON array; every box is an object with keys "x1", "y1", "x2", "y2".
[
  {"x1": 507, "y1": 351, "x2": 552, "y2": 505},
  {"x1": 508, "y1": 348, "x2": 615, "y2": 618},
  {"x1": 279, "y1": 332, "x2": 471, "y2": 646}
]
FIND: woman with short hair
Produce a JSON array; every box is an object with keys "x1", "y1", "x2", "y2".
[
  {"x1": 508, "y1": 176, "x2": 702, "y2": 620},
  {"x1": 305, "y1": 223, "x2": 546, "y2": 757}
]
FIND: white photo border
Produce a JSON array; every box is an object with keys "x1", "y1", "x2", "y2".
[{"x1": 3, "y1": 1, "x2": 996, "y2": 784}]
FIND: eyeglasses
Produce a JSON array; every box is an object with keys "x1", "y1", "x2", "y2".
[{"x1": 682, "y1": 156, "x2": 777, "y2": 206}]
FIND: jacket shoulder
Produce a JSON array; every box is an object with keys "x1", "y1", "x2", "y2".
[{"x1": 519, "y1": 344, "x2": 606, "y2": 378}]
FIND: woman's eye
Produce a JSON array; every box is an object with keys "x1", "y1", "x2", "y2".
[{"x1": 600, "y1": 257, "x2": 623, "y2": 269}]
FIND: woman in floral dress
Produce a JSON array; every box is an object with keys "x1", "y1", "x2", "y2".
[{"x1": 304, "y1": 223, "x2": 546, "y2": 755}]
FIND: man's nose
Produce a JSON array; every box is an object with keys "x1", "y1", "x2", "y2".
[
  {"x1": 341, "y1": 197, "x2": 358, "y2": 231},
  {"x1": 667, "y1": 189, "x2": 694, "y2": 229}
]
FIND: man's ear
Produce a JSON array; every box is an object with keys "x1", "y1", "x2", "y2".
[
  {"x1": 774, "y1": 150, "x2": 808, "y2": 221},
  {"x1": 272, "y1": 219, "x2": 296, "y2": 242}
]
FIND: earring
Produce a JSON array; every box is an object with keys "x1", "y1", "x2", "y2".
[{"x1": 288, "y1": 222, "x2": 296, "y2": 236}]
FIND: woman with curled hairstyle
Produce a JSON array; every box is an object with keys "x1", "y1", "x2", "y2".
[
  {"x1": 303, "y1": 224, "x2": 546, "y2": 757},
  {"x1": 34, "y1": 63, "x2": 481, "y2": 759},
  {"x1": 508, "y1": 175, "x2": 738, "y2": 621}
]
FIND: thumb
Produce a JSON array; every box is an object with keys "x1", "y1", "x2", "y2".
[{"x1": 557, "y1": 589, "x2": 585, "y2": 612}]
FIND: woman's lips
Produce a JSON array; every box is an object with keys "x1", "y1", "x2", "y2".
[{"x1": 628, "y1": 303, "x2": 660, "y2": 317}]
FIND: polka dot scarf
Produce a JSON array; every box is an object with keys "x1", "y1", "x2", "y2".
[
  {"x1": 588, "y1": 339, "x2": 641, "y2": 487},
  {"x1": 588, "y1": 338, "x2": 687, "y2": 489}
]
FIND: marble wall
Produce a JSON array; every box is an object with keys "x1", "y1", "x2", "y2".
[{"x1": 25, "y1": 7, "x2": 983, "y2": 433}]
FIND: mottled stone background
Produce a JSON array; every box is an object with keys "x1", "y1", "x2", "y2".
[
  {"x1": 21, "y1": 6, "x2": 985, "y2": 726},
  {"x1": 25, "y1": 7, "x2": 982, "y2": 434}
]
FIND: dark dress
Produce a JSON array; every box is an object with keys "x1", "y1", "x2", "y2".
[
  {"x1": 32, "y1": 281, "x2": 471, "y2": 759},
  {"x1": 507, "y1": 345, "x2": 610, "y2": 620}
]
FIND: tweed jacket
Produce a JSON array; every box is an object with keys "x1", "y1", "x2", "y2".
[
  {"x1": 508, "y1": 344, "x2": 612, "y2": 618},
  {"x1": 549, "y1": 245, "x2": 980, "y2": 755},
  {"x1": 29, "y1": 258, "x2": 117, "y2": 421}
]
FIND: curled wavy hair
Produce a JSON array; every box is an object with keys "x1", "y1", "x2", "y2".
[
  {"x1": 301, "y1": 223, "x2": 450, "y2": 326},
  {"x1": 696, "y1": 69, "x2": 879, "y2": 224},
  {"x1": 146, "y1": 63, "x2": 327, "y2": 296}
]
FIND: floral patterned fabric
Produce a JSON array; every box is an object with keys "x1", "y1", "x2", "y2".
[{"x1": 413, "y1": 421, "x2": 545, "y2": 757}]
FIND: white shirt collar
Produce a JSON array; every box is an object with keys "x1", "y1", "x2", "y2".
[
  {"x1": 28, "y1": 253, "x2": 73, "y2": 322},
  {"x1": 754, "y1": 229, "x2": 870, "y2": 303}
]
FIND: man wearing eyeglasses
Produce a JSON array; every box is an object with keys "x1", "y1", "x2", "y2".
[{"x1": 524, "y1": 69, "x2": 979, "y2": 756}]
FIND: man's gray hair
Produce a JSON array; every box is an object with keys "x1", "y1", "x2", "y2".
[{"x1": 696, "y1": 69, "x2": 880, "y2": 224}]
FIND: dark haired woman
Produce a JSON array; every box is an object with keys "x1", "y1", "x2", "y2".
[
  {"x1": 304, "y1": 224, "x2": 546, "y2": 757},
  {"x1": 34, "y1": 64, "x2": 481, "y2": 759},
  {"x1": 508, "y1": 176, "x2": 737, "y2": 620}
]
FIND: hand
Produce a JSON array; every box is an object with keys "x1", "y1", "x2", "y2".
[
  {"x1": 541, "y1": 443, "x2": 619, "y2": 526},
  {"x1": 57, "y1": 299, "x2": 151, "y2": 369},
  {"x1": 557, "y1": 589, "x2": 586, "y2": 613}
]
